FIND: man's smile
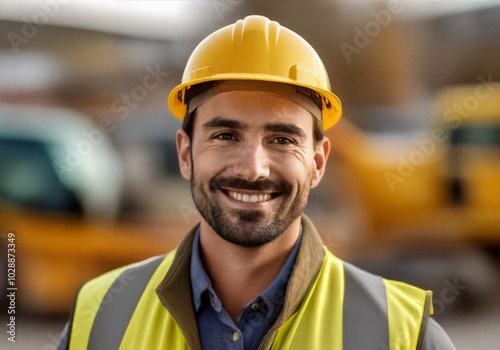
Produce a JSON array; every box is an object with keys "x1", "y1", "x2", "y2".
[
  {"x1": 211, "y1": 177, "x2": 287, "y2": 207},
  {"x1": 224, "y1": 189, "x2": 276, "y2": 203}
]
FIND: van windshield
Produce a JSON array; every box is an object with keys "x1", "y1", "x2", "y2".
[
  {"x1": 450, "y1": 124, "x2": 500, "y2": 145},
  {"x1": 0, "y1": 138, "x2": 82, "y2": 214}
]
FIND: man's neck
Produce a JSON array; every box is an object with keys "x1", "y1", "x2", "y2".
[{"x1": 198, "y1": 219, "x2": 301, "y2": 323}]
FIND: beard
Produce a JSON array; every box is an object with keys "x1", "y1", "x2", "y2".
[{"x1": 190, "y1": 168, "x2": 310, "y2": 247}]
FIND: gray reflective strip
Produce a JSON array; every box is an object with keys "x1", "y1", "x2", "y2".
[
  {"x1": 343, "y1": 262, "x2": 389, "y2": 350},
  {"x1": 416, "y1": 292, "x2": 432, "y2": 350},
  {"x1": 87, "y1": 255, "x2": 165, "y2": 350}
]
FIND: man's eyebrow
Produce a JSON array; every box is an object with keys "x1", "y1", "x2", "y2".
[
  {"x1": 265, "y1": 123, "x2": 306, "y2": 139},
  {"x1": 202, "y1": 117, "x2": 248, "y2": 130}
]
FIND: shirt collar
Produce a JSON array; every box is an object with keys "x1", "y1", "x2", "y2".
[
  {"x1": 190, "y1": 228, "x2": 222, "y2": 313},
  {"x1": 189, "y1": 227, "x2": 302, "y2": 316},
  {"x1": 257, "y1": 229, "x2": 302, "y2": 317}
]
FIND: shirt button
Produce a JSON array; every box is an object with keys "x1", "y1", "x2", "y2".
[
  {"x1": 251, "y1": 302, "x2": 259, "y2": 310},
  {"x1": 232, "y1": 332, "x2": 240, "y2": 342}
]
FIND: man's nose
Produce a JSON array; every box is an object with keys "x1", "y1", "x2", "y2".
[{"x1": 233, "y1": 143, "x2": 270, "y2": 182}]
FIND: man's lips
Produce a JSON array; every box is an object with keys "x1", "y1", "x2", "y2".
[
  {"x1": 226, "y1": 190, "x2": 273, "y2": 203},
  {"x1": 220, "y1": 188, "x2": 279, "y2": 203},
  {"x1": 211, "y1": 177, "x2": 288, "y2": 204}
]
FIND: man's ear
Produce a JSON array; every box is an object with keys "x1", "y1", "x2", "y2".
[
  {"x1": 310, "y1": 136, "x2": 330, "y2": 189},
  {"x1": 176, "y1": 129, "x2": 192, "y2": 181}
]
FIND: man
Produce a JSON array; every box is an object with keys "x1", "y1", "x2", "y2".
[{"x1": 59, "y1": 15, "x2": 456, "y2": 349}]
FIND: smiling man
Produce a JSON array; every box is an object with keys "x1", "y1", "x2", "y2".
[
  {"x1": 184, "y1": 90, "x2": 321, "y2": 247},
  {"x1": 59, "y1": 15, "x2": 455, "y2": 349}
]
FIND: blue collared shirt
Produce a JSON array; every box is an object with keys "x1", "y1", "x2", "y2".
[{"x1": 190, "y1": 228, "x2": 302, "y2": 350}]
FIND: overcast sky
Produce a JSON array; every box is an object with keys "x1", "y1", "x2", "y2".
[{"x1": 1, "y1": 0, "x2": 498, "y2": 41}]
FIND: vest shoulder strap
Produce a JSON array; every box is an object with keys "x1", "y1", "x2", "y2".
[
  {"x1": 344, "y1": 260, "x2": 432, "y2": 350},
  {"x1": 271, "y1": 252, "x2": 431, "y2": 350},
  {"x1": 69, "y1": 255, "x2": 166, "y2": 350},
  {"x1": 88, "y1": 255, "x2": 165, "y2": 349},
  {"x1": 343, "y1": 262, "x2": 389, "y2": 349}
]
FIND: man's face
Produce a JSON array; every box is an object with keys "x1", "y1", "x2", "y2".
[{"x1": 177, "y1": 91, "x2": 329, "y2": 247}]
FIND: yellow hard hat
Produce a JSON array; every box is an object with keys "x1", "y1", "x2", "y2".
[{"x1": 168, "y1": 15, "x2": 342, "y2": 130}]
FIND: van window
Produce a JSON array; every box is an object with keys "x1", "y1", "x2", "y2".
[
  {"x1": 0, "y1": 138, "x2": 82, "y2": 214},
  {"x1": 450, "y1": 124, "x2": 500, "y2": 145}
]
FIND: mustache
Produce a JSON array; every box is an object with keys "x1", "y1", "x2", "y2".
[{"x1": 210, "y1": 177, "x2": 291, "y2": 194}]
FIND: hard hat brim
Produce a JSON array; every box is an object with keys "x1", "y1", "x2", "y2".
[{"x1": 168, "y1": 75, "x2": 342, "y2": 131}]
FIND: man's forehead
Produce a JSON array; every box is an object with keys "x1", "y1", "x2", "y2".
[
  {"x1": 200, "y1": 90, "x2": 308, "y2": 110},
  {"x1": 187, "y1": 80, "x2": 322, "y2": 124},
  {"x1": 196, "y1": 91, "x2": 314, "y2": 130}
]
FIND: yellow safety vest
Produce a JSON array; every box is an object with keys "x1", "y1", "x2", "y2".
[{"x1": 68, "y1": 249, "x2": 432, "y2": 350}]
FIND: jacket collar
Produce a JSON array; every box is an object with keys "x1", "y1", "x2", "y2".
[{"x1": 155, "y1": 215, "x2": 325, "y2": 350}]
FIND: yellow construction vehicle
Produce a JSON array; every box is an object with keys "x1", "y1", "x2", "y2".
[{"x1": 315, "y1": 82, "x2": 500, "y2": 251}]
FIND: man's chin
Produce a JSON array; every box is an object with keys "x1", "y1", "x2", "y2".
[
  {"x1": 214, "y1": 214, "x2": 298, "y2": 248},
  {"x1": 231, "y1": 208, "x2": 266, "y2": 223},
  {"x1": 216, "y1": 229, "x2": 277, "y2": 248}
]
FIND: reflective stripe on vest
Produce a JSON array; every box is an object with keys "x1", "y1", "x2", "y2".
[
  {"x1": 272, "y1": 252, "x2": 431, "y2": 350},
  {"x1": 343, "y1": 262, "x2": 431, "y2": 350},
  {"x1": 69, "y1": 255, "x2": 169, "y2": 350},
  {"x1": 69, "y1": 250, "x2": 431, "y2": 349},
  {"x1": 88, "y1": 255, "x2": 164, "y2": 349},
  {"x1": 343, "y1": 262, "x2": 389, "y2": 349}
]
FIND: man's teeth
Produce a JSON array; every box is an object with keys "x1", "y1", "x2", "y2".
[{"x1": 228, "y1": 191, "x2": 272, "y2": 203}]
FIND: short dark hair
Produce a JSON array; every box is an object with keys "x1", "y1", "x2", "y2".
[
  {"x1": 312, "y1": 116, "x2": 324, "y2": 148},
  {"x1": 181, "y1": 110, "x2": 196, "y2": 140},
  {"x1": 182, "y1": 109, "x2": 324, "y2": 148}
]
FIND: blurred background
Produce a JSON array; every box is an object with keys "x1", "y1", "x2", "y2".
[{"x1": 1, "y1": 0, "x2": 500, "y2": 348}]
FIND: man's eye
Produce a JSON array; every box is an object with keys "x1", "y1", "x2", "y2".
[
  {"x1": 214, "y1": 133, "x2": 235, "y2": 141},
  {"x1": 273, "y1": 137, "x2": 295, "y2": 145}
]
